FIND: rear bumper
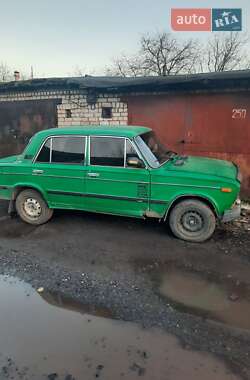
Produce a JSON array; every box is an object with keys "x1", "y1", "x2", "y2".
[{"x1": 221, "y1": 199, "x2": 241, "y2": 223}]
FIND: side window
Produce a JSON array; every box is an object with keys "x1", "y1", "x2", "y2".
[
  {"x1": 90, "y1": 137, "x2": 125, "y2": 167},
  {"x1": 36, "y1": 138, "x2": 51, "y2": 163},
  {"x1": 126, "y1": 140, "x2": 140, "y2": 165},
  {"x1": 51, "y1": 137, "x2": 85, "y2": 163},
  {"x1": 36, "y1": 136, "x2": 85, "y2": 164}
]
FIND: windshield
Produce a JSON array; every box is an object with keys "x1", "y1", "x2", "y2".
[{"x1": 135, "y1": 131, "x2": 176, "y2": 168}]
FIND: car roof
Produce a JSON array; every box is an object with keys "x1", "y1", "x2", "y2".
[{"x1": 35, "y1": 125, "x2": 151, "y2": 139}]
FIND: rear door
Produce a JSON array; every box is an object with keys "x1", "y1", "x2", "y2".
[
  {"x1": 32, "y1": 135, "x2": 87, "y2": 209},
  {"x1": 85, "y1": 136, "x2": 150, "y2": 217}
]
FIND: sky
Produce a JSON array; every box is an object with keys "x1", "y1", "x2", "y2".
[{"x1": 0, "y1": 0, "x2": 249, "y2": 78}]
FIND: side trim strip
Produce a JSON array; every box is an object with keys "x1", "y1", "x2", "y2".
[
  {"x1": 48, "y1": 190, "x2": 148, "y2": 203},
  {"x1": 48, "y1": 190, "x2": 83, "y2": 197},
  {"x1": 86, "y1": 177, "x2": 149, "y2": 185},
  {"x1": 32, "y1": 174, "x2": 149, "y2": 184},
  {"x1": 150, "y1": 199, "x2": 168, "y2": 205},
  {"x1": 47, "y1": 189, "x2": 167, "y2": 205},
  {"x1": 3, "y1": 172, "x2": 84, "y2": 181},
  {"x1": 151, "y1": 182, "x2": 220, "y2": 190},
  {"x1": 84, "y1": 193, "x2": 147, "y2": 203},
  {"x1": 32, "y1": 174, "x2": 84, "y2": 180},
  {"x1": 2, "y1": 172, "x2": 29, "y2": 176}
]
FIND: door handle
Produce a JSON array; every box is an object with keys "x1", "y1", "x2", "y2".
[
  {"x1": 32, "y1": 169, "x2": 44, "y2": 174},
  {"x1": 87, "y1": 172, "x2": 100, "y2": 178}
]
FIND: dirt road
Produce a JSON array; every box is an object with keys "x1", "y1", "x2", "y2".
[{"x1": 0, "y1": 201, "x2": 249, "y2": 379}]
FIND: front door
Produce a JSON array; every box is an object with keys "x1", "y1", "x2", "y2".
[
  {"x1": 32, "y1": 135, "x2": 87, "y2": 209},
  {"x1": 85, "y1": 136, "x2": 150, "y2": 217}
]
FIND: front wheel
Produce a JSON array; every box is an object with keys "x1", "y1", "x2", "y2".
[
  {"x1": 16, "y1": 189, "x2": 54, "y2": 225},
  {"x1": 169, "y1": 199, "x2": 216, "y2": 243}
]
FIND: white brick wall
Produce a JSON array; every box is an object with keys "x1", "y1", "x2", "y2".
[{"x1": 0, "y1": 90, "x2": 128, "y2": 127}]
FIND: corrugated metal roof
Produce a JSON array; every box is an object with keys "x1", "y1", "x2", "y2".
[{"x1": 0, "y1": 70, "x2": 250, "y2": 93}]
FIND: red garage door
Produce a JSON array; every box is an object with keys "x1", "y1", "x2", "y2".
[
  {"x1": 126, "y1": 94, "x2": 187, "y2": 154},
  {"x1": 127, "y1": 92, "x2": 250, "y2": 197}
]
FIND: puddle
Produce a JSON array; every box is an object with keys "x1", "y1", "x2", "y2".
[
  {"x1": 39, "y1": 290, "x2": 113, "y2": 319},
  {"x1": 155, "y1": 266, "x2": 250, "y2": 331},
  {"x1": 0, "y1": 275, "x2": 241, "y2": 380}
]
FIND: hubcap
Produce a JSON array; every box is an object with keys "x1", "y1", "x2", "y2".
[
  {"x1": 181, "y1": 211, "x2": 203, "y2": 233},
  {"x1": 23, "y1": 198, "x2": 42, "y2": 218}
]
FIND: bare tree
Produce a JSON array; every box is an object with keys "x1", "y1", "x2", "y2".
[
  {"x1": 71, "y1": 65, "x2": 96, "y2": 77},
  {"x1": 198, "y1": 32, "x2": 250, "y2": 72},
  {"x1": 0, "y1": 63, "x2": 12, "y2": 82},
  {"x1": 140, "y1": 33, "x2": 198, "y2": 76},
  {"x1": 72, "y1": 65, "x2": 87, "y2": 77},
  {"x1": 106, "y1": 54, "x2": 146, "y2": 77},
  {"x1": 107, "y1": 31, "x2": 250, "y2": 76},
  {"x1": 0, "y1": 64, "x2": 29, "y2": 81},
  {"x1": 107, "y1": 32, "x2": 198, "y2": 77}
]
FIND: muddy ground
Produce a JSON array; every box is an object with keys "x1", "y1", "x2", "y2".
[{"x1": 0, "y1": 201, "x2": 249, "y2": 379}]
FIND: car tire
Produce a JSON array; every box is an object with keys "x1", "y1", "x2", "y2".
[
  {"x1": 16, "y1": 189, "x2": 54, "y2": 225},
  {"x1": 169, "y1": 199, "x2": 216, "y2": 243}
]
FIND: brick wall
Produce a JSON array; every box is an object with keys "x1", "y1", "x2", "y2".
[
  {"x1": 0, "y1": 90, "x2": 128, "y2": 127},
  {"x1": 57, "y1": 92, "x2": 128, "y2": 127}
]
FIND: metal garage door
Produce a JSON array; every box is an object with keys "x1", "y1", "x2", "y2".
[
  {"x1": 127, "y1": 92, "x2": 250, "y2": 197},
  {"x1": 0, "y1": 99, "x2": 62, "y2": 158}
]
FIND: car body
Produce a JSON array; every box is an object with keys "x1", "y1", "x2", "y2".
[{"x1": 0, "y1": 125, "x2": 241, "y2": 242}]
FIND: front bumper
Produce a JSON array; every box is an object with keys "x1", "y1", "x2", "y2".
[{"x1": 221, "y1": 199, "x2": 241, "y2": 223}]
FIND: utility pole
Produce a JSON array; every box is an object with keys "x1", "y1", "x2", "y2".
[{"x1": 31, "y1": 66, "x2": 34, "y2": 79}]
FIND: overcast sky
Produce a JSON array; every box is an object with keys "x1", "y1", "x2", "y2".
[{"x1": 0, "y1": 0, "x2": 248, "y2": 78}]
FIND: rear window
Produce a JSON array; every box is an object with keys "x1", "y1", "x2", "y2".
[{"x1": 36, "y1": 136, "x2": 86, "y2": 164}]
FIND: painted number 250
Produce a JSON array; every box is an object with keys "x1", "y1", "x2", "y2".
[{"x1": 232, "y1": 109, "x2": 247, "y2": 119}]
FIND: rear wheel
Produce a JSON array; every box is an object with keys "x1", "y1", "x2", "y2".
[
  {"x1": 16, "y1": 189, "x2": 54, "y2": 225},
  {"x1": 169, "y1": 199, "x2": 216, "y2": 242}
]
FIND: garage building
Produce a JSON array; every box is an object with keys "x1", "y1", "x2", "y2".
[{"x1": 0, "y1": 70, "x2": 249, "y2": 197}]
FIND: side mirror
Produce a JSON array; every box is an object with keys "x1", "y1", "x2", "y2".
[{"x1": 127, "y1": 157, "x2": 145, "y2": 168}]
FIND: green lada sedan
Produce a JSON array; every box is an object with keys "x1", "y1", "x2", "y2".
[{"x1": 0, "y1": 125, "x2": 241, "y2": 242}]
